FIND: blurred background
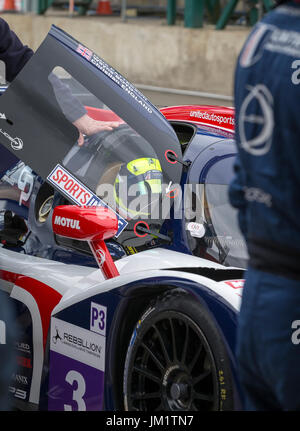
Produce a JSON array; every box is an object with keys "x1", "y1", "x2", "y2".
[{"x1": 0, "y1": 0, "x2": 274, "y2": 107}]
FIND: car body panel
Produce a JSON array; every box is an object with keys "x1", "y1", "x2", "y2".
[{"x1": 1, "y1": 244, "x2": 243, "y2": 409}]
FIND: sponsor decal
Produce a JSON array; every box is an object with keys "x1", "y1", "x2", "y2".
[
  {"x1": 48, "y1": 165, "x2": 93, "y2": 206},
  {"x1": 90, "y1": 302, "x2": 107, "y2": 337},
  {"x1": 120, "y1": 83, "x2": 153, "y2": 113},
  {"x1": 186, "y1": 222, "x2": 205, "y2": 238},
  {"x1": 75, "y1": 43, "x2": 152, "y2": 114},
  {"x1": 189, "y1": 111, "x2": 235, "y2": 129},
  {"x1": 54, "y1": 216, "x2": 80, "y2": 230},
  {"x1": 49, "y1": 317, "x2": 106, "y2": 411},
  {"x1": 15, "y1": 341, "x2": 31, "y2": 354},
  {"x1": 11, "y1": 373, "x2": 29, "y2": 386},
  {"x1": 50, "y1": 317, "x2": 105, "y2": 371},
  {"x1": 16, "y1": 356, "x2": 32, "y2": 369},
  {"x1": 0, "y1": 129, "x2": 23, "y2": 150},
  {"x1": 47, "y1": 164, "x2": 128, "y2": 237}
]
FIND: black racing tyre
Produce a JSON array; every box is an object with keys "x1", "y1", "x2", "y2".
[{"x1": 123, "y1": 290, "x2": 235, "y2": 411}]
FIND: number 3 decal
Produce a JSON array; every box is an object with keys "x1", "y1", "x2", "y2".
[{"x1": 64, "y1": 370, "x2": 86, "y2": 411}]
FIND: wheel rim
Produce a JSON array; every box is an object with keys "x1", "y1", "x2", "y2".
[{"x1": 125, "y1": 311, "x2": 219, "y2": 411}]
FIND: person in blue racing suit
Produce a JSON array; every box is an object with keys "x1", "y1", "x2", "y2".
[{"x1": 229, "y1": 0, "x2": 300, "y2": 410}]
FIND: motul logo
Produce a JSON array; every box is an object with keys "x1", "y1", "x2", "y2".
[{"x1": 54, "y1": 216, "x2": 80, "y2": 230}]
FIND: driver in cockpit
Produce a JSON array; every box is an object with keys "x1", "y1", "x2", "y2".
[{"x1": 0, "y1": 17, "x2": 163, "y2": 226}]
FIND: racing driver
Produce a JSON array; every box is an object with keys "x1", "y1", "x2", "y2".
[{"x1": 0, "y1": 18, "x2": 162, "y2": 224}]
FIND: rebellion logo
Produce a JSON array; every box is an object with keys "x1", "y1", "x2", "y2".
[
  {"x1": 63, "y1": 331, "x2": 102, "y2": 354},
  {"x1": 52, "y1": 325, "x2": 102, "y2": 354}
]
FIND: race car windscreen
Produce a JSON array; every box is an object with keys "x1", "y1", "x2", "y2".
[
  {"x1": 186, "y1": 155, "x2": 248, "y2": 268},
  {"x1": 49, "y1": 67, "x2": 165, "y2": 226},
  {"x1": 0, "y1": 26, "x2": 183, "y2": 240}
]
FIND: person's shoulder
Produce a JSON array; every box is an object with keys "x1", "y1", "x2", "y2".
[
  {"x1": 0, "y1": 17, "x2": 9, "y2": 30},
  {"x1": 0, "y1": 17, "x2": 10, "y2": 39},
  {"x1": 264, "y1": 1, "x2": 300, "y2": 24}
]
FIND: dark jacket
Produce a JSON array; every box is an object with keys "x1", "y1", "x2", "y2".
[
  {"x1": 229, "y1": 1, "x2": 300, "y2": 277},
  {"x1": 0, "y1": 17, "x2": 33, "y2": 82}
]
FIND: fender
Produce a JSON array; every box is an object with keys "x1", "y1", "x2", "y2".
[
  {"x1": 0, "y1": 246, "x2": 243, "y2": 410},
  {"x1": 45, "y1": 269, "x2": 241, "y2": 411}
]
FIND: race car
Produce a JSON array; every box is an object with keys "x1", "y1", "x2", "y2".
[{"x1": 0, "y1": 25, "x2": 247, "y2": 411}]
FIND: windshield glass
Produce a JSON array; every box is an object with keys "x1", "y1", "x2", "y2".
[
  {"x1": 49, "y1": 67, "x2": 163, "y2": 227},
  {"x1": 186, "y1": 155, "x2": 248, "y2": 268},
  {"x1": 204, "y1": 183, "x2": 248, "y2": 268}
]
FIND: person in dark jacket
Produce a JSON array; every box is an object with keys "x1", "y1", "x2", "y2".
[{"x1": 229, "y1": 0, "x2": 300, "y2": 410}]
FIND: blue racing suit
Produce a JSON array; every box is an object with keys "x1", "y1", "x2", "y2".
[{"x1": 229, "y1": 1, "x2": 300, "y2": 410}]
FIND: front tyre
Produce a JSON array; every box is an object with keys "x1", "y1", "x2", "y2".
[{"x1": 123, "y1": 290, "x2": 234, "y2": 411}]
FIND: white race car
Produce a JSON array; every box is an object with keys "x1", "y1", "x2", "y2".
[{"x1": 0, "y1": 26, "x2": 246, "y2": 411}]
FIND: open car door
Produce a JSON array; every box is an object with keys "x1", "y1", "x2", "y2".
[{"x1": 0, "y1": 26, "x2": 182, "y2": 244}]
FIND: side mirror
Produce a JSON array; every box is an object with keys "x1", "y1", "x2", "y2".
[{"x1": 52, "y1": 205, "x2": 119, "y2": 279}]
